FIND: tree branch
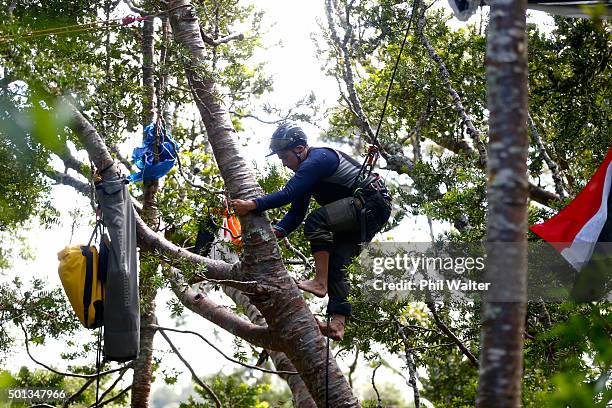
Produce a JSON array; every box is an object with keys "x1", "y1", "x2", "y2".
[
  {"x1": 200, "y1": 29, "x2": 245, "y2": 47},
  {"x1": 371, "y1": 361, "x2": 383, "y2": 408},
  {"x1": 62, "y1": 377, "x2": 97, "y2": 408},
  {"x1": 150, "y1": 325, "x2": 297, "y2": 375},
  {"x1": 92, "y1": 385, "x2": 131, "y2": 408},
  {"x1": 109, "y1": 144, "x2": 135, "y2": 173},
  {"x1": 158, "y1": 328, "x2": 221, "y2": 408},
  {"x1": 326, "y1": 0, "x2": 415, "y2": 176},
  {"x1": 94, "y1": 366, "x2": 130, "y2": 406},
  {"x1": 347, "y1": 347, "x2": 359, "y2": 389},
  {"x1": 48, "y1": 170, "x2": 90, "y2": 195},
  {"x1": 7, "y1": 0, "x2": 17, "y2": 17},
  {"x1": 415, "y1": 0, "x2": 487, "y2": 167},
  {"x1": 21, "y1": 324, "x2": 133, "y2": 379},
  {"x1": 426, "y1": 302, "x2": 479, "y2": 367},
  {"x1": 221, "y1": 286, "x2": 317, "y2": 407},
  {"x1": 528, "y1": 112, "x2": 565, "y2": 200},
  {"x1": 165, "y1": 267, "x2": 278, "y2": 350},
  {"x1": 325, "y1": 0, "x2": 375, "y2": 141},
  {"x1": 123, "y1": 0, "x2": 146, "y2": 15},
  {"x1": 395, "y1": 320, "x2": 421, "y2": 408}
]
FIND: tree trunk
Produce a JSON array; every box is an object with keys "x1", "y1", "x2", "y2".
[
  {"x1": 223, "y1": 287, "x2": 317, "y2": 408},
  {"x1": 131, "y1": 18, "x2": 158, "y2": 408},
  {"x1": 167, "y1": 2, "x2": 359, "y2": 406},
  {"x1": 477, "y1": 0, "x2": 529, "y2": 406}
]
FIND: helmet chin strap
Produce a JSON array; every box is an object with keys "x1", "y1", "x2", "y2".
[{"x1": 293, "y1": 146, "x2": 307, "y2": 165}]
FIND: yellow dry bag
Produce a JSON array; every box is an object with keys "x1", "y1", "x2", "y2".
[{"x1": 57, "y1": 245, "x2": 105, "y2": 329}]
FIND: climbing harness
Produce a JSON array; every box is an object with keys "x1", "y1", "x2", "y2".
[{"x1": 351, "y1": 3, "x2": 417, "y2": 245}]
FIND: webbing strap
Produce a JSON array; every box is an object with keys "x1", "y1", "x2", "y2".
[
  {"x1": 81, "y1": 246, "x2": 94, "y2": 328},
  {"x1": 360, "y1": 208, "x2": 367, "y2": 244}
]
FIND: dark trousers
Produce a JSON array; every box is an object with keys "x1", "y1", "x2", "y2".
[{"x1": 304, "y1": 190, "x2": 391, "y2": 317}]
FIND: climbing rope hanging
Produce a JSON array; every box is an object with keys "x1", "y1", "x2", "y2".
[
  {"x1": 0, "y1": 15, "x2": 146, "y2": 43},
  {"x1": 0, "y1": 4, "x2": 192, "y2": 43},
  {"x1": 352, "y1": 0, "x2": 419, "y2": 190}
]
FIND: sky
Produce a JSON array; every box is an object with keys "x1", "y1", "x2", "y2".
[{"x1": 1, "y1": 0, "x2": 555, "y2": 406}]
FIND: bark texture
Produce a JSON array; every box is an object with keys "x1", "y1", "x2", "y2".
[
  {"x1": 477, "y1": 0, "x2": 529, "y2": 406},
  {"x1": 223, "y1": 286, "x2": 317, "y2": 408},
  {"x1": 167, "y1": 268, "x2": 278, "y2": 350},
  {"x1": 168, "y1": 2, "x2": 359, "y2": 406}
]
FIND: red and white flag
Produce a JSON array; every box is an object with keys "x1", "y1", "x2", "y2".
[{"x1": 530, "y1": 146, "x2": 612, "y2": 271}]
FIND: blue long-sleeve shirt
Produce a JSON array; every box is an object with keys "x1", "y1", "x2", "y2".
[{"x1": 255, "y1": 148, "x2": 340, "y2": 237}]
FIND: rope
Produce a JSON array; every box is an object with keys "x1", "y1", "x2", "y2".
[
  {"x1": 325, "y1": 313, "x2": 330, "y2": 408},
  {"x1": 352, "y1": 1, "x2": 418, "y2": 190},
  {"x1": 0, "y1": 4, "x2": 191, "y2": 43},
  {"x1": 0, "y1": 16, "x2": 144, "y2": 43},
  {"x1": 373, "y1": 1, "x2": 418, "y2": 145},
  {"x1": 94, "y1": 327, "x2": 102, "y2": 407}
]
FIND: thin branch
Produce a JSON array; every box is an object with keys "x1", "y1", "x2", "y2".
[
  {"x1": 158, "y1": 328, "x2": 222, "y2": 408},
  {"x1": 347, "y1": 347, "x2": 359, "y2": 389},
  {"x1": 7, "y1": 0, "x2": 17, "y2": 17},
  {"x1": 63, "y1": 377, "x2": 97, "y2": 407},
  {"x1": 395, "y1": 320, "x2": 421, "y2": 408},
  {"x1": 371, "y1": 361, "x2": 383, "y2": 408},
  {"x1": 93, "y1": 366, "x2": 130, "y2": 407},
  {"x1": 398, "y1": 93, "x2": 432, "y2": 146},
  {"x1": 21, "y1": 324, "x2": 133, "y2": 379},
  {"x1": 109, "y1": 144, "x2": 135, "y2": 173},
  {"x1": 408, "y1": 342, "x2": 456, "y2": 351},
  {"x1": 281, "y1": 238, "x2": 313, "y2": 272},
  {"x1": 415, "y1": 0, "x2": 487, "y2": 167},
  {"x1": 228, "y1": 111, "x2": 287, "y2": 125},
  {"x1": 200, "y1": 29, "x2": 244, "y2": 47},
  {"x1": 174, "y1": 156, "x2": 225, "y2": 194},
  {"x1": 536, "y1": 297, "x2": 552, "y2": 329},
  {"x1": 92, "y1": 385, "x2": 131, "y2": 408},
  {"x1": 425, "y1": 302, "x2": 479, "y2": 367},
  {"x1": 150, "y1": 325, "x2": 298, "y2": 375},
  {"x1": 325, "y1": 0, "x2": 375, "y2": 140},
  {"x1": 528, "y1": 112, "x2": 565, "y2": 199},
  {"x1": 165, "y1": 267, "x2": 277, "y2": 349},
  {"x1": 325, "y1": 0, "x2": 416, "y2": 174},
  {"x1": 57, "y1": 148, "x2": 87, "y2": 176},
  {"x1": 49, "y1": 171, "x2": 90, "y2": 195},
  {"x1": 123, "y1": 0, "x2": 146, "y2": 15}
]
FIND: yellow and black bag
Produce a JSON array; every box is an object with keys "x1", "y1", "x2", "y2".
[{"x1": 57, "y1": 224, "x2": 108, "y2": 329}]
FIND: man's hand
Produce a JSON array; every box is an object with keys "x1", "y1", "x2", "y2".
[
  {"x1": 231, "y1": 199, "x2": 257, "y2": 216},
  {"x1": 273, "y1": 228, "x2": 283, "y2": 238}
]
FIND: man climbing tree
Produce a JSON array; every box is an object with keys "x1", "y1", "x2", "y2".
[{"x1": 232, "y1": 122, "x2": 392, "y2": 340}]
